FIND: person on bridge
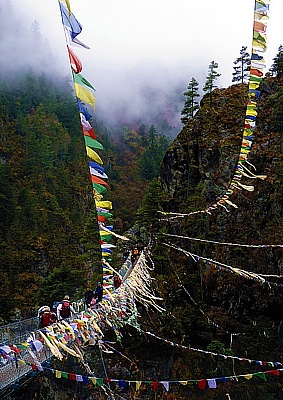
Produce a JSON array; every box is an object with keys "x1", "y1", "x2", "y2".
[
  {"x1": 84, "y1": 286, "x2": 94, "y2": 309},
  {"x1": 94, "y1": 282, "x2": 103, "y2": 303},
  {"x1": 57, "y1": 295, "x2": 77, "y2": 321},
  {"x1": 38, "y1": 306, "x2": 52, "y2": 328},
  {"x1": 131, "y1": 245, "x2": 139, "y2": 264}
]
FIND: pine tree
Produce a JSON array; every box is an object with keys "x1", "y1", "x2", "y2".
[
  {"x1": 181, "y1": 77, "x2": 200, "y2": 124},
  {"x1": 232, "y1": 46, "x2": 250, "y2": 84},
  {"x1": 270, "y1": 45, "x2": 283, "y2": 77},
  {"x1": 203, "y1": 61, "x2": 221, "y2": 105},
  {"x1": 148, "y1": 124, "x2": 158, "y2": 145}
]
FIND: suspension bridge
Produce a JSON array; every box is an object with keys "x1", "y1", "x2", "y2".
[{"x1": 0, "y1": 250, "x2": 163, "y2": 397}]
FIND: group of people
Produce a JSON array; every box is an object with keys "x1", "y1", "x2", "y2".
[
  {"x1": 38, "y1": 295, "x2": 77, "y2": 329},
  {"x1": 37, "y1": 282, "x2": 105, "y2": 329},
  {"x1": 37, "y1": 244, "x2": 146, "y2": 330},
  {"x1": 84, "y1": 282, "x2": 103, "y2": 309}
]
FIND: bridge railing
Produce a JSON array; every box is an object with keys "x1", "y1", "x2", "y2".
[
  {"x1": 0, "y1": 317, "x2": 38, "y2": 346},
  {"x1": 0, "y1": 317, "x2": 52, "y2": 391}
]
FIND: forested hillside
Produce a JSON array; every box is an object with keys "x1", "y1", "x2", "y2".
[
  {"x1": 0, "y1": 72, "x2": 171, "y2": 322},
  {"x1": 0, "y1": 73, "x2": 95, "y2": 320}
]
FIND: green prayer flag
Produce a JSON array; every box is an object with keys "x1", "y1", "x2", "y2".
[
  {"x1": 96, "y1": 378, "x2": 104, "y2": 387},
  {"x1": 99, "y1": 234, "x2": 112, "y2": 242},
  {"x1": 97, "y1": 211, "x2": 113, "y2": 218},
  {"x1": 84, "y1": 136, "x2": 104, "y2": 150},
  {"x1": 93, "y1": 183, "x2": 107, "y2": 194},
  {"x1": 255, "y1": 372, "x2": 267, "y2": 381},
  {"x1": 72, "y1": 72, "x2": 96, "y2": 91}
]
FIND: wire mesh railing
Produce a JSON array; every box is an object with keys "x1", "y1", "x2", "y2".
[
  {"x1": 0, "y1": 317, "x2": 52, "y2": 391},
  {"x1": 0, "y1": 317, "x2": 38, "y2": 345}
]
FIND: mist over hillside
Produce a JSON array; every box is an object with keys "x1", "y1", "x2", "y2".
[{"x1": 1, "y1": 0, "x2": 187, "y2": 138}]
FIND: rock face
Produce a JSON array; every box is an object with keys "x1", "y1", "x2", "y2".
[
  {"x1": 158, "y1": 78, "x2": 283, "y2": 286},
  {"x1": 149, "y1": 79, "x2": 283, "y2": 398},
  {"x1": 160, "y1": 84, "x2": 248, "y2": 208}
]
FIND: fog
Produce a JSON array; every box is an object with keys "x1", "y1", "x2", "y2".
[{"x1": 2, "y1": 0, "x2": 283, "y2": 136}]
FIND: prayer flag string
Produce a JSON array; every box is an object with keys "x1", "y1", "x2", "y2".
[{"x1": 159, "y1": 0, "x2": 271, "y2": 219}]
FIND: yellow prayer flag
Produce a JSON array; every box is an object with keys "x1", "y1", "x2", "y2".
[
  {"x1": 244, "y1": 374, "x2": 253, "y2": 380},
  {"x1": 86, "y1": 147, "x2": 103, "y2": 164},
  {"x1": 55, "y1": 370, "x2": 62, "y2": 378},
  {"x1": 95, "y1": 201, "x2": 113, "y2": 210},
  {"x1": 89, "y1": 377, "x2": 97, "y2": 386},
  {"x1": 74, "y1": 83, "x2": 96, "y2": 108},
  {"x1": 249, "y1": 82, "x2": 260, "y2": 90},
  {"x1": 136, "y1": 381, "x2": 141, "y2": 391},
  {"x1": 252, "y1": 39, "x2": 266, "y2": 50},
  {"x1": 99, "y1": 231, "x2": 112, "y2": 236},
  {"x1": 246, "y1": 110, "x2": 258, "y2": 116}
]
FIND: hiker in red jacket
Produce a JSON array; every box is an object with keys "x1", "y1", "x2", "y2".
[
  {"x1": 38, "y1": 306, "x2": 52, "y2": 328},
  {"x1": 56, "y1": 295, "x2": 77, "y2": 321}
]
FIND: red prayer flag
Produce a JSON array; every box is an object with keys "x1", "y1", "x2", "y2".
[
  {"x1": 9, "y1": 345, "x2": 22, "y2": 354},
  {"x1": 254, "y1": 21, "x2": 266, "y2": 33},
  {"x1": 152, "y1": 381, "x2": 159, "y2": 391},
  {"x1": 250, "y1": 68, "x2": 263, "y2": 77},
  {"x1": 83, "y1": 127, "x2": 96, "y2": 139},
  {"x1": 90, "y1": 175, "x2": 109, "y2": 187},
  {"x1": 68, "y1": 46, "x2": 82, "y2": 73},
  {"x1": 198, "y1": 379, "x2": 207, "y2": 390},
  {"x1": 266, "y1": 370, "x2": 280, "y2": 376}
]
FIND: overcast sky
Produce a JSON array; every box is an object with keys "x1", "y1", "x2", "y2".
[{"x1": 7, "y1": 0, "x2": 283, "y2": 128}]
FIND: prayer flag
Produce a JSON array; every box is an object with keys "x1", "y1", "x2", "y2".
[
  {"x1": 160, "y1": 381, "x2": 169, "y2": 391},
  {"x1": 59, "y1": 3, "x2": 82, "y2": 40},
  {"x1": 80, "y1": 113, "x2": 92, "y2": 130},
  {"x1": 90, "y1": 166, "x2": 108, "y2": 179},
  {"x1": 92, "y1": 183, "x2": 107, "y2": 194},
  {"x1": 84, "y1": 127, "x2": 96, "y2": 139},
  {"x1": 59, "y1": 0, "x2": 71, "y2": 16},
  {"x1": 84, "y1": 136, "x2": 104, "y2": 150},
  {"x1": 86, "y1": 147, "x2": 103, "y2": 164},
  {"x1": 95, "y1": 201, "x2": 112, "y2": 209},
  {"x1": 198, "y1": 379, "x2": 207, "y2": 390},
  {"x1": 207, "y1": 379, "x2": 217, "y2": 388},
  {"x1": 88, "y1": 161, "x2": 105, "y2": 173},
  {"x1": 89, "y1": 377, "x2": 96, "y2": 385},
  {"x1": 55, "y1": 370, "x2": 62, "y2": 378},
  {"x1": 73, "y1": 72, "x2": 96, "y2": 91},
  {"x1": 77, "y1": 99, "x2": 92, "y2": 121},
  {"x1": 68, "y1": 46, "x2": 82, "y2": 73},
  {"x1": 91, "y1": 175, "x2": 109, "y2": 186},
  {"x1": 74, "y1": 83, "x2": 95, "y2": 107}
]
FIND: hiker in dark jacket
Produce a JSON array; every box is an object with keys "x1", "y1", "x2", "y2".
[
  {"x1": 84, "y1": 287, "x2": 94, "y2": 308},
  {"x1": 94, "y1": 282, "x2": 103, "y2": 303}
]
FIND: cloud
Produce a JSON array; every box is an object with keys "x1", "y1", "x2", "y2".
[{"x1": 3, "y1": 0, "x2": 283, "y2": 135}]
